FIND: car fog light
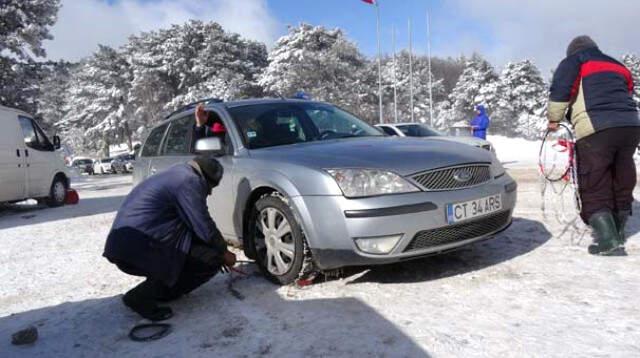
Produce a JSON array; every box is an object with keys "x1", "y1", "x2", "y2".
[{"x1": 354, "y1": 234, "x2": 403, "y2": 255}]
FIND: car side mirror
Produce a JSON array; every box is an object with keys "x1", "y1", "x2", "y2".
[
  {"x1": 195, "y1": 137, "x2": 224, "y2": 156},
  {"x1": 53, "y1": 135, "x2": 61, "y2": 150}
]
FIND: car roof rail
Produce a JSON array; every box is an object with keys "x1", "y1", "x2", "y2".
[{"x1": 164, "y1": 97, "x2": 224, "y2": 119}]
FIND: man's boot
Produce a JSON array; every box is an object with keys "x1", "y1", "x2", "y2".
[
  {"x1": 123, "y1": 279, "x2": 173, "y2": 321},
  {"x1": 614, "y1": 210, "x2": 631, "y2": 245},
  {"x1": 588, "y1": 211, "x2": 625, "y2": 256}
]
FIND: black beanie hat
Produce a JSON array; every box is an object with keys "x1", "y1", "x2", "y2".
[
  {"x1": 567, "y1": 35, "x2": 598, "y2": 57},
  {"x1": 192, "y1": 156, "x2": 224, "y2": 188}
]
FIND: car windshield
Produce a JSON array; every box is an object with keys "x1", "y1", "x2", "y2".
[
  {"x1": 102, "y1": 158, "x2": 113, "y2": 163},
  {"x1": 397, "y1": 124, "x2": 443, "y2": 137},
  {"x1": 74, "y1": 159, "x2": 92, "y2": 165},
  {"x1": 228, "y1": 102, "x2": 383, "y2": 149}
]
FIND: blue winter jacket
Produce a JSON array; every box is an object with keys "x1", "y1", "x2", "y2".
[
  {"x1": 103, "y1": 163, "x2": 226, "y2": 286},
  {"x1": 470, "y1": 105, "x2": 490, "y2": 139}
]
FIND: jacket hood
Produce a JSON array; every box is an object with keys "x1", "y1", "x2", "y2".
[
  {"x1": 249, "y1": 137, "x2": 493, "y2": 176},
  {"x1": 476, "y1": 105, "x2": 487, "y2": 116},
  {"x1": 567, "y1": 35, "x2": 598, "y2": 57}
]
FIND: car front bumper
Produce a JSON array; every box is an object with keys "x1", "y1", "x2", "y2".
[{"x1": 291, "y1": 174, "x2": 518, "y2": 270}]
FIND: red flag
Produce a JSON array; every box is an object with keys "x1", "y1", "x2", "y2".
[{"x1": 361, "y1": 0, "x2": 376, "y2": 4}]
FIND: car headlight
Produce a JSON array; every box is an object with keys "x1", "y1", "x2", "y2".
[
  {"x1": 326, "y1": 169, "x2": 419, "y2": 198},
  {"x1": 490, "y1": 154, "x2": 505, "y2": 178}
]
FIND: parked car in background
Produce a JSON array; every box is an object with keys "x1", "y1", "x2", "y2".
[
  {"x1": 71, "y1": 157, "x2": 94, "y2": 175},
  {"x1": 93, "y1": 158, "x2": 114, "y2": 175},
  {"x1": 111, "y1": 154, "x2": 135, "y2": 174},
  {"x1": 0, "y1": 105, "x2": 69, "y2": 206},
  {"x1": 377, "y1": 123, "x2": 494, "y2": 152},
  {"x1": 135, "y1": 98, "x2": 516, "y2": 285}
]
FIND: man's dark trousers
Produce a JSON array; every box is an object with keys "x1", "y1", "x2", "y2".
[
  {"x1": 123, "y1": 239, "x2": 223, "y2": 303},
  {"x1": 576, "y1": 127, "x2": 640, "y2": 223}
]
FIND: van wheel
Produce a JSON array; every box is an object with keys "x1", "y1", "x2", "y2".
[
  {"x1": 46, "y1": 177, "x2": 67, "y2": 207},
  {"x1": 247, "y1": 195, "x2": 304, "y2": 285}
]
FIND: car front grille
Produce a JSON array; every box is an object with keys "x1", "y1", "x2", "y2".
[
  {"x1": 404, "y1": 210, "x2": 511, "y2": 252},
  {"x1": 411, "y1": 164, "x2": 491, "y2": 191}
]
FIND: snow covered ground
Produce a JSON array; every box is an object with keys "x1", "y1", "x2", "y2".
[
  {"x1": 1, "y1": 171, "x2": 639, "y2": 357},
  {"x1": 488, "y1": 135, "x2": 541, "y2": 168}
]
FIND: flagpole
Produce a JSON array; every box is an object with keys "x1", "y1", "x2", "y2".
[
  {"x1": 392, "y1": 25, "x2": 398, "y2": 123},
  {"x1": 408, "y1": 18, "x2": 415, "y2": 123},
  {"x1": 427, "y1": 10, "x2": 434, "y2": 127},
  {"x1": 376, "y1": 1, "x2": 383, "y2": 124}
]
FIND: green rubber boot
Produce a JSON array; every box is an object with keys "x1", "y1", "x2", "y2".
[
  {"x1": 614, "y1": 210, "x2": 630, "y2": 246},
  {"x1": 588, "y1": 211, "x2": 624, "y2": 256}
]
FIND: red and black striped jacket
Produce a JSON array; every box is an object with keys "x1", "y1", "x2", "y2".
[{"x1": 547, "y1": 47, "x2": 639, "y2": 140}]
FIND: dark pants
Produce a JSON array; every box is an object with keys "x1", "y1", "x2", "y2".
[
  {"x1": 576, "y1": 127, "x2": 640, "y2": 223},
  {"x1": 125, "y1": 239, "x2": 223, "y2": 303}
]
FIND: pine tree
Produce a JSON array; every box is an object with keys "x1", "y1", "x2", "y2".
[
  {"x1": 622, "y1": 54, "x2": 640, "y2": 109},
  {"x1": 37, "y1": 61, "x2": 75, "y2": 131},
  {"x1": 126, "y1": 20, "x2": 267, "y2": 135},
  {"x1": 62, "y1": 45, "x2": 133, "y2": 156},
  {"x1": 379, "y1": 52, "x2": 445, "y2": 124},
  {"x1": 444, "y1": 54, "x2": 498, "y2": 127},
  {"x1": 259, "y1": 24, "x2": 366, "y2": 115},
  {"x1": 493, "y1": 60, "x2": 548, "y2": 139},
  {"x1": 0, "y1": 0, "x2": 61, "y2": 59}
]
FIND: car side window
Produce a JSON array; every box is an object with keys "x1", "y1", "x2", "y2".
[
  {"x1": 380, "y1": 126, "x2": 398, "y2": 136},
  {"x1": 141, "y1": 124, "x2": 169, "y2": 157},
  {"x1": 163, "y1": 115, "x2": 193, "y2": 156},
  {"x1": 18, "y1": 116, "x2": 52, "y2": 151}
]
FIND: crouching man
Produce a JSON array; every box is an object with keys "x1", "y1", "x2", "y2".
[
  {"x1": 103, "y1": 156, "x2": 236, "y2": 321},
  {"x1": 547, "y1": 36, "x2": 640, "y2": 255}
]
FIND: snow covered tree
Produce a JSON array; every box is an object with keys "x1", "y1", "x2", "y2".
[
  {"x1": 259, "y1": 24, "x2": 366, "y2": 114},
  {"x1": 379, "y1": 52, "x2": 445, "y2": 124},
  {"x1": 126, "y1": 20, "x2": 267, "y2": 135},
  {"x1": 622, "y1": 54, "x2": 640, "y2": 109},
  {"x1": 443, "y1": 54, "x2": 498, "y2": 127},
  {"x1": 0, "y1": 0, "x2": 60, "y2": 59},
  {"x1": 493, "y1": 60, "x2": 548, "y2": 139},
  {"x1": 37, "y1": 61, "x2": 75, "y2": 131},
  {"x1": 62, "y1": 45, "x2": 133, "y2": 156}
]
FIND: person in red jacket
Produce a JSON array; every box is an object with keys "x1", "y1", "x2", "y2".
[{"x1": 547, "y1": 36, "x2": 640, "y2": 255}]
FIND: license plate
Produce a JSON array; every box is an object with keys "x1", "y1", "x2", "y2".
[{"x1": 446, "y1": 194, "x2": 502, "y2": 224}]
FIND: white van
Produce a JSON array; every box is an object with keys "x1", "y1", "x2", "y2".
[{"x1": 0, "y1": 105, "x2": 70, "y2": 206}]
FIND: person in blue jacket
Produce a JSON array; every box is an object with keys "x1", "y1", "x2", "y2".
[
  {"x1": 470, "y1": 105, "x2": 490, "y2": 139},
  {"x1": 103, "y1": 156, "x2": 236, "y2": 321}
]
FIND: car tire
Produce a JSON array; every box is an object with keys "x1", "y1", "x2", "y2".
[
  {"x1": 45, "y1": 176, "x2": 67, "y2": 207},
  {"x1": 247, "y1": 195, "x2": 305, "y2": 285}
]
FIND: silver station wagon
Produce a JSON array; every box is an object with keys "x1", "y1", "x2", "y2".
[{"x1": 134, "y1": 99, "x2": 517, "y2": 284}]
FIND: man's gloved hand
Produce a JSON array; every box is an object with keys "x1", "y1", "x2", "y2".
[{"x1": 195, "y1": 104, "x2": 208, "y2": 127}]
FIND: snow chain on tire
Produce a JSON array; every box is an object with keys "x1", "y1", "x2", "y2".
[{"x1": 267, "y1": 192, "x2": 318, "y2": 282}]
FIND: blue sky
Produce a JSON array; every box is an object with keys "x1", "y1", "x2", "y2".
[{"x1": 45, "y1": 0, "x2": 640, "y2": 73}]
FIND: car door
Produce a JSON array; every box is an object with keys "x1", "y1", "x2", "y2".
[
  {"x1": 0, "y1": 112, "x2": 27, "y2": 202},
  {"x1": 135, "y1": 123, "x2": 169, "y2": 184},
  {"x1": 17, "y1": 116, "x2": 55, "y2": 197},
  {"x1": 158, "y1": 112, "x2": 237, "y2": 238}
]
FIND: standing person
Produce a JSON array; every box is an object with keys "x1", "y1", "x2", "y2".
[
  {"x1": 547, "y1": 35, "x2": 640, "y2": 255},
  {"x1": 103, "y1": 156, "x2": 236, "y2": 321},
  {"x1": 470, "y1": 105, "x2": 490, "y2": 140}
]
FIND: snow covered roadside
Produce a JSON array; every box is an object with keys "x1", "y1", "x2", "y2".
[{"x1": 1, "y1": 173, "x2": 639, "y2": 357}]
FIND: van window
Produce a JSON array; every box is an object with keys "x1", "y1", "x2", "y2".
[
  {"x1": 163, "y1": 115, "x2": 192, "y2": 156},
  {"x1": 18, "y1": 116, "x2": 53, "y2": 151},
  {"x1": 141, "y1": 124, "x2": 168, "y2": 157}
]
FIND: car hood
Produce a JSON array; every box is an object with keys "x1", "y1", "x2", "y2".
[
  {"x1": 429, "y1": 136, "x2": 489, "y2": 147},
  {"x1": 249, "y1": 137, "x2": 492, "y2": 176}
]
